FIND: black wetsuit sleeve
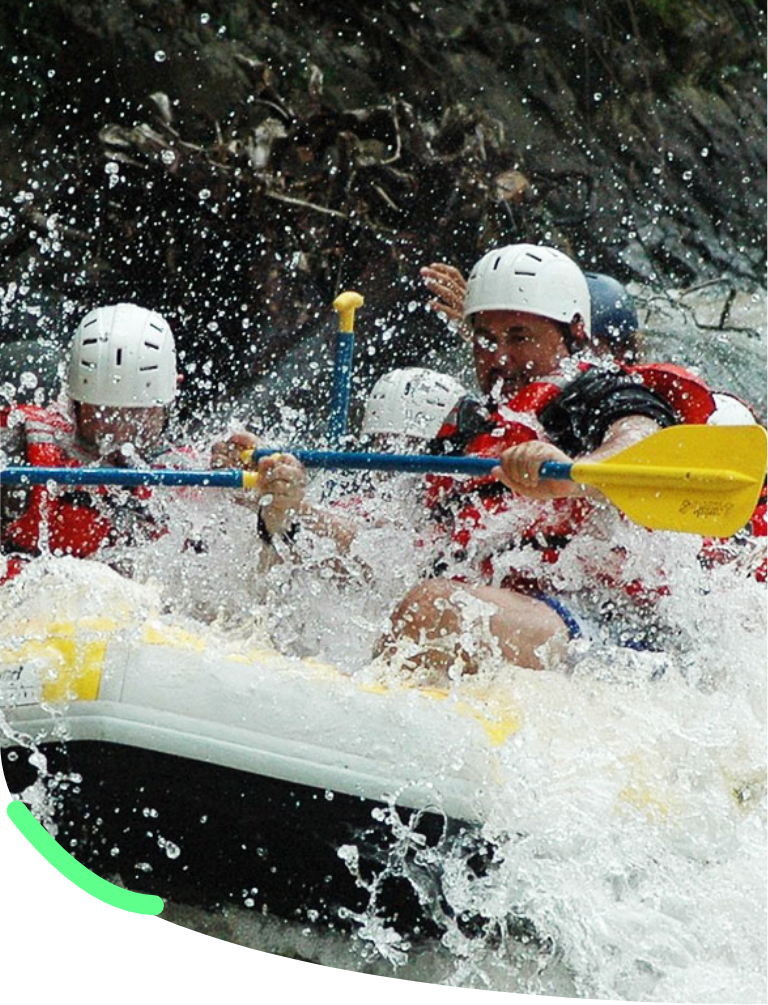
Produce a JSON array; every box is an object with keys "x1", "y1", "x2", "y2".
[
  {"x1": 540, "y1": 367, "x2": 678, "y2": 456},
  {"x1": 427, "y1": 396, "x2": 494, "y2": 456}
]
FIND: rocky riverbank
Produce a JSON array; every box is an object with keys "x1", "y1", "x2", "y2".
[{"x1": 1, "y1": 0, "x2": 765, "y2": 416}]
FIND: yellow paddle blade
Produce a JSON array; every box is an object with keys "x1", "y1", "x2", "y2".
[{"x1": 570, "y1": 424, "x2": 767, "y2": 537}]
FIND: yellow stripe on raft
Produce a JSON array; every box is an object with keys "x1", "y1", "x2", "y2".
[
  {"x1": 1, "y1": 625, "x2": 107, "y2": 703},
  {"x1": 41, "y1": 637, "x2": 106, "y2": 702},
  {"x1": 141, "y1": 622, "x2": 207, "y2": 652},
  {"x1": 2, "y1": 615, "x2": 518, "y2": 745}
]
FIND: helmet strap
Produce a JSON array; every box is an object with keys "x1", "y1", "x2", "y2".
[{"x1": 563, "y1": 316, "x2": 587, "y2": 354}]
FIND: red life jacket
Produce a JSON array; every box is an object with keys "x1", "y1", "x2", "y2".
[
  {"x1": 426, "y1": 361, "x2": 764, "y2": 592},
  {"x1": 751, "y1": 490, "x2": 767, "y2": 583},
  {"x1": 1, "y1": 404, "x2": 158, "y2": 582}
]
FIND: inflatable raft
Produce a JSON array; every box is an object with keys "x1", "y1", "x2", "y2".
[
  {"x1": 0, "y1": 560, "x2": 526, "y2": 933},
  {"x1": 2, "y1": 559, "x2": 763, "y2": 937}
]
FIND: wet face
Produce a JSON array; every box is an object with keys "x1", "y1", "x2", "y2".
[
  {"x1": 470, "y1": 310, "x2": 574, "y2": 400},
  {"x1": 76, "y1": 403, "x2": 166, "y2": 460}
]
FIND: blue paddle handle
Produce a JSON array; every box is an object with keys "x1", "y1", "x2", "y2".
[
  {"x1": 251, "y1": 450, "x2": 575, "y2": 480},
  {"x1": 539, "y1": 461, "x2": 574, "y2": 481},
  {"x1": 1, "y1": 455, "x2": 575, "y2": 487},
  {"x1": 253, "y1": 449, "x2": 494, "y2": 475},
  {"x1": 0, "y1": 466, "x2": 247, "y2": 488},
  {"x1": 328, "y1": 330, "x2": 355, "y2": 446}
]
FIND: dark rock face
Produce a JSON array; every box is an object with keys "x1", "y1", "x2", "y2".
[{"x1": 0, "y1": 1, "x2": 764, "y2": 420}]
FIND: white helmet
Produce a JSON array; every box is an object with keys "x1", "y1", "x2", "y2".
[
  {"x1": 361, "y1": 368, "x2": 467, "y2": 440},
  {"x1": 463, "y1": 243, "x2": 591, "y2": 335},
  {"x1": 706, "y1": 393, "x2": 757, "y2": 426},
  {"x1": 68, "y1": 303, "x2": 177, "y2": 407}
]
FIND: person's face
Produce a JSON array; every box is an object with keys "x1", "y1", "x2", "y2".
[
  {"x1": 471, "y1": 310, "x2": 574, "y2": 400},
  {"x1": 76, "y1": 403, "x2": 166, "y2": 458}
]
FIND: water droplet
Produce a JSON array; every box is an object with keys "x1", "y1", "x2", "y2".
[
  {"x1": 104, "y1": 162, "x2": 119, "y2": 175},
  {"x1": 154, "y1": 50, "x2": 167, "y2": 63},
  {"x1": 198, "y1": 188, "x2": 211, "y2": 201},
  {"x1": 161, "y1": 149, "x2": 176, "y2": 165},
  {"x1": 701, "y1": 147, "x2": 709, "y2": 157},
  {"x1": 161, "y1": 839, "x2": 181, "y2": 859},
  {"x1": 200, "y1": 12, "x2": 210, "y2": 23},
  {"x1": 593, "y1": 92, "x2": 602, "y2": 102},
  {"x1": 682, "y1": 170, "x2": 693, "y2": 181}
]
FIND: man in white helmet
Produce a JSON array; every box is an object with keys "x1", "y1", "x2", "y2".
[
  {"x1": 361, "y1": 368, "x2": 468, "y2": 451},
  {"x1": 380, "y1": 243, "x2": 764, "y2": 676},
  {"x1": 2, "y1": 303, "x2": 182, "y2": 580},
  {"x1": 67, "y1": 303, "x2": 179, "y2": 462}
]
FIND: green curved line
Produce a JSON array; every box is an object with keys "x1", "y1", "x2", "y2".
[{"x1": 6, "y1": 800, "x2": 164, "y2": 916}]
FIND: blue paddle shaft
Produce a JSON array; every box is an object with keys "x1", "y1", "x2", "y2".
[
  {"x1": 251, "y1": 449, "x2": 574, "y2": 479},
  {"x1": 0, "y1": 454, "x2": 573, "y2": 486},
  {"x1": 328, "y1": 331, "x2": 355, "y2": 446},
  {"x1": 0, "y1": 467, "x2": 247, "y2": 488}
]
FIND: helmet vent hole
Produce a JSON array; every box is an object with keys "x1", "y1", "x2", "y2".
[
  {"x1": 514, "y1": 270, "x2": 536, "y2": 276},
  {"x1": 148, "y1": 323, "x2": 164, "y2": 333},
  {"x1": 81, "y1": 338, "x2": 98, "y2": 346},
  {"x1": 525, "y1": 252, "x2": 542, "y2": 262},
  {"x1": 492, "y1": 256, "x2": 501, "y2": 271},
  {"x1": 139, "y1": 365, "x2": 159, "y2": 372},
  {"x1": 83, "y1": 318, "x2": 98, "y2": 328},
  {"x1": 115, "y1": 348, "x2": 123, "y2": 366},
  {"x1": 144, "y1": 341, "x2": 160, "y2": 350}
]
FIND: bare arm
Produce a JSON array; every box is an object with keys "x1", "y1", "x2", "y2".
[{"x1": 210, "y1": 432, "x2": 358, "y2": 558}]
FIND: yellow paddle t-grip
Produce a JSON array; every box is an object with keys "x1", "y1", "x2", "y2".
[
  {"x1": 239, "y1": 449, "x2": 287, "y2": 490},
  {"x1": 333, "y1": 291, "x2": 364, "y2": 333}
]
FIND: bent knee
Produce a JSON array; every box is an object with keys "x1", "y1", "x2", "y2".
[{"x1": 391, "y1": 577, "x2": 464, "y2": 624}]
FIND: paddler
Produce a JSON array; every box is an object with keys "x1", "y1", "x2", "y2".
[
  {"x1": 379, "y1": 244, "x2": 765, "y2": 676},
  {"x1": 1, "y1": 303, "x2": 186, "y2": 582},
  {"x1": 209, "y1": 367, "x2": 468, "y2": 561}
]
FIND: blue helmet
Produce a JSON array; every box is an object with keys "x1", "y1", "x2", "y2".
[{"x1": 585, "y1": 273, "x2": 639, "y2": 352}]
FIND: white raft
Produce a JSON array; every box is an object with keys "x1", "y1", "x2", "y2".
[
  {"x1": 1, "y1": 603, "x2": 524, "y2": 825},
  {"x1": 1, "y1": 558, "x2": 763, "y2": 928}
]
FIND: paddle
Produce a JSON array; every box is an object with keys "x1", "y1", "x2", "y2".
[
  {"x1": 244, "y1": 424, "x2": 766, "y2": 537},
  {"x1": 328, "y1": 291, "x2": 364, "y2": 447},
  {"x1": 2, "y1": 425, "x2": 764, "y2": 537}
]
